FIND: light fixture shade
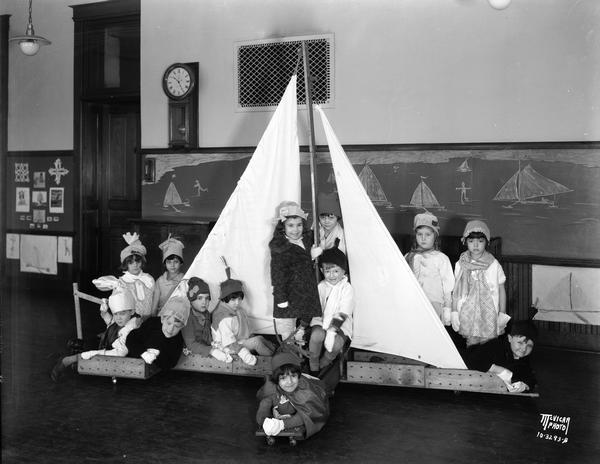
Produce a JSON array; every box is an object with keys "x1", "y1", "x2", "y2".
[
  {"x1": 488, "y1": 0, "x2": 512, "y2": 10},
  {"x1": 9, "y1": 0, "x2": 51, "y2": 56}
]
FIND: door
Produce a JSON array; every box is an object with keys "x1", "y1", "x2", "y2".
[{"x1": 80, "y1": 102, "x2": 140, "y2": 287}]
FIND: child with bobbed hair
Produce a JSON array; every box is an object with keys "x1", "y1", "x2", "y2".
[
  {"x1": 309, "y1": 243, "x2": 354, "y2": 375},
  {"x1": 405, "y1": 212, "x2": 454, "y2": 326},
  {"x1": 269, "y1": 201, "x2": 322, "y2": 342},
  {"x1": 210, "y1": 261, "x2": 275, "y2": 365},
  {"x1": 181, "y1": 277, "x2": 213, "y2": 356},
  {"x1": 152, "y1": 234, "x2": 185, "y2": 315},
  {"x1": 256, "y1": 352, "x2": 330, "y2": 440},
  {"x1": 452, "y1": 220, "x2": 507, "y2": 346},
  {"x1": 125, "y1": 296, "x2": 188, "y2": 370},
  {"x1": 464, "y1": 320, "x2": 538, "y2": 393},
  {"x1": 317, "y1": 192, "x2": 346, "y2": 254}
]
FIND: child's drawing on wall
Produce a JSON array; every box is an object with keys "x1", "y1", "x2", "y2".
[
  {"x1": 193, "y1": 179, "x2": 208, "y2": 197},
  {"x1": 163, "y1": 174, "x2": 186, "y2": 213},
  {"x1": 456, "y1": 181, "x2": 471, "y2": 205}
]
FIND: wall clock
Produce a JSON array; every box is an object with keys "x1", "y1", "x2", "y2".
[{"x1": 163, "y1": 62, "x2": 198, "y2": 148}]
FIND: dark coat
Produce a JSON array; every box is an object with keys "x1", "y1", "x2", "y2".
[
  {"x1": 125, "y1": 317, "x2": 184, "y2": 370},
  {"x1": 269, "y1": 233, "x2": 321, "y2": 321}
]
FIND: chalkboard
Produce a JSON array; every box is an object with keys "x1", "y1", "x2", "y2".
[
  {"x1": 6, "y1": 152, "x2": 74, "y2": 232},
  {"x1": 141, "y1": 146, "x2": 600, "y2": 260}
]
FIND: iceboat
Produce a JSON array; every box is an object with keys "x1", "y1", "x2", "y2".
[{"x1": 75, "y1": 75, "x2": 537, "y2": 396}]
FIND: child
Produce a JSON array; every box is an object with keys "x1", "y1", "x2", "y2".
[
  {"x1": 269, "y1": 201, "x2": 322, "y2": 341},
  {"x1": 405, "y1": 212, "x2": 454, "y2": 326},
  {"x1": 211, "y1": 264, "x2": 275, "y2": 365},
  {"x1": 152, "y1": 234, "x2": 185, "y2": 315},
  {"x1": 125, "y1": 296, "x2": 188, "y2": 370},
  {"x1": 256, "y1": 352, "x2": 330, "y2": 439},
  {"x1": 118, "y1": 232, "x2": 155, "y2": 320},
  {"x1": 50, "y1": 287, "x2": 139, "y2": 381},
  {"x1": 452, "y1": 220, "x2": 507, "y2": 346},
  {"x1": 318, "y1": 192, "x2": 346, "y2": 253},
  {"x1": 464, "y1": 320, "x2": 537, "y2": 393},
  {"x1": 181, "y1": 277, "x2": 213, "y2": 356},
  {"x1": 309, "y1": 246, "x2": 354, "y2": 374}
]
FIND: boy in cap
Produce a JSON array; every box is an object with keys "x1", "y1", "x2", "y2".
[
  {"x1": 211, "y1": 262, "x2": 275, "y2": 365},
  {"x1": 308, "y1": 244, "x2": 354, "y2": 374},
  {"x1": 317, "y1": 192, "x2": 346, "y2": 254},
  {"x1": 152, "y1": 234, "x2": 185, "y2": 315},
  {"x1": 256, "y1": 352, "x2": 329, "y2": 440},
  {"x1": 51, "y1": 287, "x2": 139, "y2": 381},
  {"x1": 181, "y1": 277, "x2": 213, "y2": 356},
  {"x1": 464, "y1": 320, "x2": 538, "y2": 393},
  {"x1": 125, "y1": 296, "x2": 188, "y2": 370}
]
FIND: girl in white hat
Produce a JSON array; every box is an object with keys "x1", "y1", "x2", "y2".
[
  {"x1": 151, "y1": 234, "x2": 185, "y2": 315},
  {"x1": 405, "y1": 212, "x2": 455, "y2": 326}
]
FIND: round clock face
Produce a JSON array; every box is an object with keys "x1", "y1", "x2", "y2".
[{"x1": 163, "y1": 64, "x2": 195, "y2": 100}]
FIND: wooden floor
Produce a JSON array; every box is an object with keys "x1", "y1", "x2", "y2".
[{"x1": 1, "y1": 284, "x2": 599, "y2": 464}]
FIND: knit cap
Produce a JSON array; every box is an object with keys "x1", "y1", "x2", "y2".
[
  {"x1": 159, "y1": 296, "x2": 190, "y2": 325},
  {"x1": 414, "y1": 212, "x2": 440, "y2": 235},
  {"x1": 462, "y1": 220, "x2": 491, "y2": 243},
  {"x1": 159, "y1": 234, "x2": 184, "y2": 262},
  {"x1": 271, "y1": 352, "x2": 301, "y2": 371},
  {"x1": 187, "y1": 277, "x2": 210, "y2": 301},
  {"x1": 275, "y1": 201, "x2": 308, "y2": 222},
  {"x1": 219, "y1": 257, "x2": 244, "y2": 300},
  {"x1": 120, "y1": 232, "x2": 147, "y2": 263},
  {"x1": 320, "y1": 246, "x2": 348, "y2": 272},
  {"x1": 318, "y1": 192, "x2": 342, "y2": 218},
  {"x1": 108, "y1": 288, "x2": 135, "y2": 313}
]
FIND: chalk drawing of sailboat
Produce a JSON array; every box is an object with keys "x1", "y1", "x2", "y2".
[
  {"x1": 456, "y1": 158, "x2": 472, "y2": 173},
  {"x1": 162, "y1": 174, "x2": 189, "y2": 212},
  {"x1": 493, "y1": 162, "x2": 572, "y2": 209},
  {"x1": 533, "y1": 272, "x2": 599, "y2": 325},
  {"x1": 400, "y1": 176, "x2": 445, "y2": 211},
  {"x1": 358, "y1": 164, "x2": 392, "y2": 208}
]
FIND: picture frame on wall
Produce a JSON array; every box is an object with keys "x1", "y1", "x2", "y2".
[
  {"x1": 49, "y1": 187, "x2": 64, "y2": 214},
  {"x1": 16, "y1": 187, "x2": 30, "y2": 212}
]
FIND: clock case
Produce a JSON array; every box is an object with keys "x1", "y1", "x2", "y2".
[{"x1": 163, "y1": 62, "x2": 198, "y2": 149}]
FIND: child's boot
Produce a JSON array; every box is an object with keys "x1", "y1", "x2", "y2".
[{"x1": 238, "y1": 347, "x2": 257, "y2": 366}]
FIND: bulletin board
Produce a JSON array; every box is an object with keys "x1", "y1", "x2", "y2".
[{"x1": 6, "y1": 152, "x2": 74, "y2": 232}]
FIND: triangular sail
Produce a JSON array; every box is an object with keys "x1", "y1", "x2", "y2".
[
  {"x1": 171, "y1": 76, "x2": 301, "y2": 333},
  {"x1": 518, "y1": 164, "x2": 572, "y2": 200},
  {"x1": 457, "y1": 159, "x2": 471, "y2": 173},
  {"x1": 316, "y1": 105, "x2": 466, "y2": 369},
  {"x1": 493, "y1": 170, "x2": 520, "y2": 201},
  {"x1": 410, "y1": 179, "x2": 441, "y2": 208},
  {"x1": 358, "y1": 165, "x2": 391, "y2": 206}
]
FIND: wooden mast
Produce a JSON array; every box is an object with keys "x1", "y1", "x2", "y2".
[{"x1": 301, "y1": 42, "x2": 319, "y2": 247}]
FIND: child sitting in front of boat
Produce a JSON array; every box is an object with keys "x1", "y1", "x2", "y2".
[
  {"x1": 256, "y1": 352, "x2": 330, "y2": 440},
  {"x1": 152, "y1": 234, "x2": 185, "y2": 315},
  {"x1": 464, "y1": 320, "x2": 537, "y2": 393},
  {"x1": 452, "y1": 220, "x2": 507, "y2": 346},
  {"x1": 210, "y1": 262, "x2": 275, "y2": 365},
  {"x1": 317, "y1": 192, "x2": 346, "y2": 254},
  {"x1": 181, "y1": 277, "x2": 213, "y2": 356},
  {"x1": 51, "y1": 286, "x2": 140, "y2": 381},
  {"x1": 405, "y1": 212, "x2": 454, "y2": 326},
  {"x1": 308, "y1": 243, "x2": 354, "y2": 375},
  {"x1": 269, "y1": 201, "x2": 322, "y2": 342}
]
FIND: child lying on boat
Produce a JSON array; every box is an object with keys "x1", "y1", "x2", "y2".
[
  {"x1": 210, "y1": 265, "x2": 275, "y2": 365},
  {"x1": 124, "y1": 296, "x2": 188, "y2": 370},
  {"x1": 51, "y1": 287, "x2": 140, "y2": 381},
  {"x1": 256, "y1": 352, "x2": 330, "y2": 440},
  {"x1": 463, "y1": 320, "x2": 537, "y2": 393}
]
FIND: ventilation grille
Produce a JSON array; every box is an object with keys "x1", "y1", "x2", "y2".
[{"x1": 235, "y1": 34, "x2": 333, "y2": 110}]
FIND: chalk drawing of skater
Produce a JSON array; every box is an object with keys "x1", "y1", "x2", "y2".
[
  {"x1": 193, "y1": 179, "x2": 208, "y2": 197},
  {"x1": 456, "y1": 181, "x2": 471, "y2": 205}
]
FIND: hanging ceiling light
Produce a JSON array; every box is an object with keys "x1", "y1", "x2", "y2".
[{"x1": 9, "y1": 0, "x2": 51, "y2": 56}]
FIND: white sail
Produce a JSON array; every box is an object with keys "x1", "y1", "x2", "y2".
[
  {"x1": 316, "y1": 105, "x2": 466, "y2": 369},
  {"x1": 171, "y1": 75, "x2": 302, "y2": 333},
  {"x1": 358, "y1": 164, "x2": 391, "y2": 206},
  {"x1": 410, "y1": 179, "x2": 442, "y2": 208}
]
